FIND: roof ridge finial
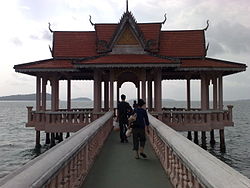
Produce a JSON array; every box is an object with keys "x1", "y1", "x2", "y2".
[{"x1": 126, "y1": 0, "x2": 128, "y2": 12}]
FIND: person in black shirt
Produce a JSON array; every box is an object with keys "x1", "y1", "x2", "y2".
[{"x1": 117, "y1": 94, "x2": 132, "y2": 143}]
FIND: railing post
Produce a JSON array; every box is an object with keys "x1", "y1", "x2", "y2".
[
  {"x1": 27, "y1": 106, "x2": 33, "y2": 122},
  {"x1": 227, "y1": 105, "x2": 233, "y2": 122}
]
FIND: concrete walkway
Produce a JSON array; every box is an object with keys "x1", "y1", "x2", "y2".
[{"x1": 81, "y1": 131, "x2": 173, "y2": 188}]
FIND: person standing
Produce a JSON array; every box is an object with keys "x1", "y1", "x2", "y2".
[
  {"x1": 117, "y1": 94, "x2": 132, "y2": 143},
  {"x1": 132, "y1": 99, "x2": 149, "y2": 159}
]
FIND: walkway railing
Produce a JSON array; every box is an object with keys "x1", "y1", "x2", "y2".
[
  {"x1": 26, "y1": 107, "x2": 96, "y2": 132},
  {"x1": 0, "y1": 111, "x2": 113, "y2": 188},
  {"x1": 161, "y1": 105, "x2": 233, "y2": 131},
  {"x1": 148, "y1": 113, "x2": 250, "y2": 188}
]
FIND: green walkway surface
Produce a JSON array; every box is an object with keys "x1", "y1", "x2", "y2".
[{"x1": 82, "y1": 131, "x2": 173, "y2": 188}]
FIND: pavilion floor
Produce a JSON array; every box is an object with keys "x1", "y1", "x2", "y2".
[{"x1": 81, "y1": 131, "x2": 173, "y2": 188}]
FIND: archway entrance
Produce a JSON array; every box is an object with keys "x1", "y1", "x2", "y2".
[
  {"x1": 116, "y1": 71, "x2": 139, "y2": 104},
  {"x1": 120, "y1": 82, "x2": 137, "y2": 106}
]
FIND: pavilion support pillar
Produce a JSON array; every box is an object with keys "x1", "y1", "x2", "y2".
[
  {"x1": 200, "y1": 76, "x2": 209, "y2": 148},
  {"x1": 110, "y1": 71, "x2": 114, "y2": 111},
  {"x1": 142, "y1": 79, "x2": 146, "y2": 103},
  {"x1": 67, "y1": 80, "x2": 71, "y2": 111},
  {"x1": 187, "y1": 78, "x2": 192, "y2": 140},
  {"x1": 137, "y1": 82, "x2": 140, "y2": 101},
  {"x1": 94, "y1": 70, "x2": 102, "y2": 119},
  {"x1": 194, "y1": 131, "x2": 199, "y2": 144},
  {"x1": 50, "y1": 78, "x2": 58, "y2": 147},
  {"x1": 66, "y1": 79, "x2": 71, "y2": 138},
  {"x1": 104, "y1": 80, "x2": 109, "y2": 111},
  {"x1": 201, "y1": 131, "x2": 207, "y2": 149},
  {"x1": 42, "y1": 77, "x2": 50, "y2": 145},
  {"x1": 210, "y1": 78, "x2": 218, "y2": 146},
  {"x1": 147, "y1": 79, "x2": 153, "y2": 111},
  {"x1": 117, "y1": 84, "x2": 120, "y2": 105},
  {"x1": 218, "y1": 75, "x2": 223, "y2": 110},
  {"x1": 218, "y1": 75, "x2": 226, "y2": 152},
  {"x1": 35, "y1": 76, "x2": 41, "y2": 149},
  {"x1": 154, "y1": 69, "x2": 162, "y2": 120},
  {"x1": 41, "y1": 77, "x2": 47, "y2": 111},
  {"x1": 200, "y1": 75, "x2": 209, "y2": 110},
  {"x1": 141, "y1": 70, "x2": 146, "y2": 103},
  {"x1": 220, "y1": 129, "x2": 226, "y2": 152},
  {"x1": 36, "y1": 76, "x2": 41, "y2": 111}
]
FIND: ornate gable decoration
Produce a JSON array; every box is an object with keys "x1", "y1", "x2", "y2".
[
  {"x1": 96, "y1": 11, "x2": 147, "y2": 54},
  {"x1": 115, "y1": 26, "x2": 139, "y2": 45},
  {"x1": 109, "y1": 11, "x2": 146, "y2": 49}
]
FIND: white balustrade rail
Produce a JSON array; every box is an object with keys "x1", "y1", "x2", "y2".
[
  {"x1": 161, "y1": 106, "x2": 233, "y2": 131},
  {"x1": 27, "y1": 107, "x2": 96, "y2": 132},
  {"x1": 148, "y1": 113, "x2": 250, "y2": 188},
  {"x1": 0, "y1": 111, "x2": 113, "y2": 188}
]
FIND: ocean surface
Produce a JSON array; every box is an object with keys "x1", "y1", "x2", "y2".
[{"x1": 0, "y1": 100, "x2": 250, "y2": 179}]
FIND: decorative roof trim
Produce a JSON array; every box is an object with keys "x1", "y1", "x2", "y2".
[
  {"x1": 178, "y1": 67, "x2": 246, "y2": 72},
  {"x1": 15, "y1": 68, "x2": 78, "y2": 73},
  {"x1": 74, "y1": 63, "x2": 180, "y2": 69},
  {"x1": 108, "y1": 11, "x2": 146, "y2": 50}
]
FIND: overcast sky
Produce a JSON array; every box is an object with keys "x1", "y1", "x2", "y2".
[{"x1": 0, "y1": 0, "x2": 249, "y2": 101}]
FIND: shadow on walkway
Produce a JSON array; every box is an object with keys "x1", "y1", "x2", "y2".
[{"x1": 82, "y1": 131, "x2": 172, "y2": 188}]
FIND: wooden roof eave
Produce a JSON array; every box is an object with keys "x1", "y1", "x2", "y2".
[
  {"x1": 177, "y1": 67, "x2": 246, "y2": 72},
  {"x1": 15, "y1": 68, "x2": 79, "y2": 73},
  {"x1": 73, "y1": 63, "x2": 180, "y2": 69}
]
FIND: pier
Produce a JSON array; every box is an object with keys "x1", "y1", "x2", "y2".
[{"x1": 2, "y1": 3, "x2": 249, "y2": 188}]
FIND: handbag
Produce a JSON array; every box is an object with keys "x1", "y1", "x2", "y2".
[
  {"x1": 128, "y1": 113, "x2": 137, "y2": 123},
  {"x1": 125, "y1": 128, "x2": 132, "y2": 137},
  {"x1": 113, "y1": 121, "x2": 120, "y2": 131}
]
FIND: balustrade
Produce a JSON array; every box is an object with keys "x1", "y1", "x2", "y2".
[
  {"x1": 162, "y1": 106, "x2": 233, "y2": 131},
  {"x1": 0, "y1": 111, "x2": 113, "y2": 188},
  {"x1": 26, "y1": 107, "x2": 96, "y2": 132},
  {"x1": 148, "y1": 113, "x2": 250, "y2": 188}
]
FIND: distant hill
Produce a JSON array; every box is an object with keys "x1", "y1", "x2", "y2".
[
  {"x1": 72, "y1": 97, "x2": 92, "y2": 101},
  {"x1": 0, "y1": 93, "x2": 52, "y2": 101}
]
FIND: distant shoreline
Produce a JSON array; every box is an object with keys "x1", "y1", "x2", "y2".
[{"x1": 0, "y1": 94, "x2": 92, "y2": 102}]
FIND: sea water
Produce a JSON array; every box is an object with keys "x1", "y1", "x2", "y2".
[{"x1": 0, "y1": 100, "x2": 249, "y2": 179}]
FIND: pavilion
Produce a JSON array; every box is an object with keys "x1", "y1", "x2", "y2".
[{"x1": 14, "y1": 7, "x2": 246, "y2": 150}]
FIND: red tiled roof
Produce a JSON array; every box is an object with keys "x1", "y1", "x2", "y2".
[
  {"x1": 14, "y1": 59, "x2": 74, "y2": 69},
  {"x1": 181, "y1": 58, "x2": 246, "y2": 68},
  {"x1": 158, "y1": 30, "x2": 205, "y2": 57},
  {"x1": 76, "y1": 54, "x2": 175, "y2": 64},
  {"x1": 95, "y1": 24, "x2": 117, "y2": 42},
  {"x1": 53, "y1": 31, "x2": 97, "y2": 58}
]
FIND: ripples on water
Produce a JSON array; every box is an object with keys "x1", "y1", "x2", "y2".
[{"x1": 0, "y1": 100, "x2": 249, "y2": 179}]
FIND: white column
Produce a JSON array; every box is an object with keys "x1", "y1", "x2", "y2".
[
  {"x1": 55, "y1": 80, "x2": 59, "y2": 110},
  {"x1": 104, "y1": 80, "x2": 109, "y2": 111},
  {"x1": 212, "y1": 78, "x2": 218, "y2": 110},
  {"x1": 42, "y1": 77, "x2": 47, "y2": 111},
  {"x1": 218, "y1": 75, "x2": 223, "y2": 110},
  {"x1": 36, "y1": 76, "x2": 41, "y2": 111},
  {"x1": 137, "y1": 81, "x2": 140, "y2": 100},
  {"x1": 51, "y1": 79, "x2": 57, "y2": 111},
  {"x1": 154, "y1": 69, "x2": 162, "y2": 112},
  {"x1": 147, "y1": 79, "x2": 152, "y2": 111},
  {"x1": 142, "y1": 79, "x2": 146, "y2": 102},
  {"x1": 110, "y1": 71, "x2": 114, "y2": 110},
  {"x1": 67, "y1": 79, "x2": 71, "y2": 111},
  {"x1": 200, "y1": 75, "x2": 208, "y2": 110},
  {"x1": 187, "y1": 78, "x2": 191, "y2": 110},
  {"x1": 94, "y1": 70, "x2": 101, "y2": 113}
]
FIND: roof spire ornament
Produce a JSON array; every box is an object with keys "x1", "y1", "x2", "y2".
[
  {"x1": 126, "y1": 0, "x2": 128, "y2": 12},
  {"x1": 162, "y1": 13, "x2": 167, "y2": 24},
  {"x1": 48, "y1": 22, "x2": 53, "y2": 33},
  {"x1": 89, "y1": 15, "x2": 94, "y2": 26},
  {"x1": 204, "y1": 20, "x2": 210, "y2": 31}
]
